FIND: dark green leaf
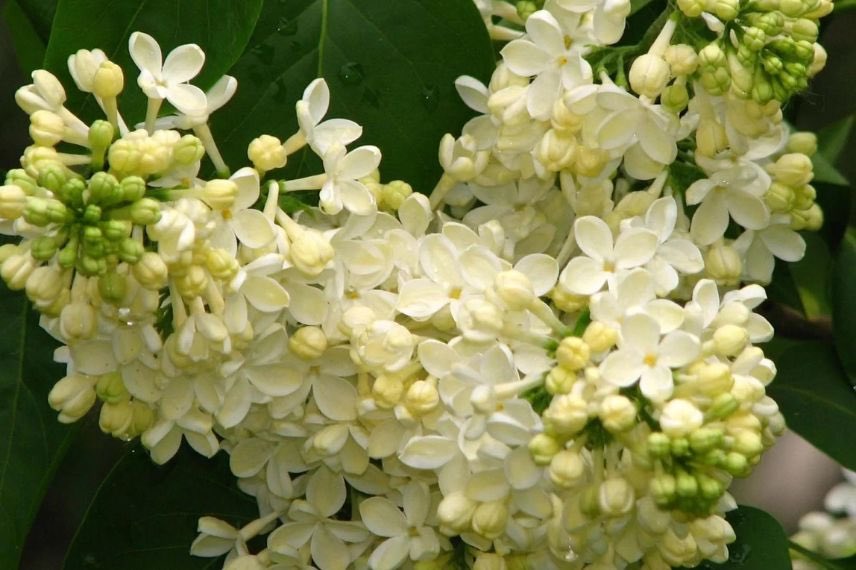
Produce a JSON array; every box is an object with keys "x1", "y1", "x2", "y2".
[
  {"x1": 63, "y1": 446, "x2": 257, "y2": 569},
  {"x1": 696, "y1": 506, "x2": 791, "y2": 569},
  {"x1": 15, "y1": 0, "x2": 56, "y2": 43},
  {"x1": 765, "y1": 261, "x2": 804, "y2": 315},
  {"x1": 43, "y1": 0, "x2": 264, "y2": 125},
  {"x1": 630, "y1": 0, "x2": 656, "y2": 14},
  {"x1": 0, "y1": 282, "x2": 76, "y2": 569},
  {"x1": 814, "y1": 181, "x2": 852, "y2": 248},
  {"x1": 3, "y1": 1, "x2": 47, "y2": 74},
  {"x1": 812, "y1": 151, "x2": 850, "y2": 186},
  {"x1": 832, "y1": 230, "x2": 856, "y2": 384},
  {"x1": 817, "y1": 115, "x2": 854, "y2": 164},
  {"x1": 790, "y1": 232, "x2": 833, "y2": 319},
  {"x1": 213, "y1": 0, "x2": 495, "y2": 193},
  {"x1": 767, "y1": 341, "x2": 856, "y2": 470}
]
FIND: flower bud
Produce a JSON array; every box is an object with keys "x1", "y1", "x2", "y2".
[
  {"x1": 647, "y1": 432, "x2": 672, "y2": 458},
  {"x1": 203, "y1": 179, "x2": 238, "y2": 210},
  {"x1": 437, "y1": 492, "x2": 477, "y2": 533},
  {"x1": 677, "y1": 0, "x2": 705, "y2": 16},
  {"x1": 289, "y1": 228, "x2": 334, "y2": 276},
  {"x1": 472, "y1": 501, "x2": 509, "y2": 539},
  {"x1": 630, "y1": 53, "x2": 671, "y2": 98},
  {"x1": 129, "y1": 400, "x2": 155, "y2": 437},
  {"x1": 439, "y1": 133, "x2": 488, "y2": 181},
  {"x1": 704, "y1": 243, "x2": 742, "y2": 285},
  {"x1": 676, "y1": 470, "x2": 699, "y2": 498},
  {"x1": 48, "y1": 373, "x2": 97, "y2": 423},
  {"x1": 543, "y1": 394, "x2": 588, "y2": 437},
  {"x1": 712, "y1": 0, "x2": 740, "y2": 20},
  {"x1": 545, "y1": 365, "x2": 576, "y2": 395},
  {"x1": 556, "y1": 337, "x2": 590, "y2": 372},
  {"x1": 132, "y1": 251, "x2": 168, "y2": 289},
  {"x1": 695, "y1": 361, "x2": 734, "y2": 396},
  {"x1": 549, "y1": 449, "x2": 585, "y2": 488},
  {"x1": 29, "y1": 110, "x2": 66, "y2": 146},
  {"x1": 1, "y1": 252, "x2": 37, "y2": 289},
  {"x1": 535, "y1": 129, "x2": 576, "y2": 171},
  {"x1": 173, "y1": 135, "x2": 205, "y2": 165},
  {"x1": 60, "y1": 301, "x2": 97, "y2": 341},
  {"x1": 175, "y1": 265, "x2": 207, "y2": 298},
  {"x1": 696, "y1": 117, "x2": 729, "y2": 157},
  {"x1": 98, "y1": 272, "x2": 127, "y2": 303},
  {"x1": 764, "y1": 182, "x2": 795, "y2": 212},
  {"x1": 650, "y1": 473, "x2": 677, "y2": 506},
  {"x1": 722, "y1": 451, "x2": 749, "y2": 475},
  {"x1": 582, "y1": 321, "x2": 617, "y2": 352},
  {"x1": 95, "y1": 371, "x2": 129, "y2": 404},
  {"x1": 599, "y1": 394, "x2": 637, "y2": 432},
  {"x1": 599, "y1": 477, "x2": 635, "y2": 516},
  {"x1": 661, "y1": 83, "x2": 689, "y2": 111},
  {"x1": 660, "y1": 399, "x2": 704, "y2": 438},
  {"x1": 664, "y1": 44, "x2": 699, "y2": 76},
  {"x1": 92, "y1": 61, "x2": 124, "y2": 98},
  {"x1": 732, "y1": 430, "x2": 764, "y2": 457},
  {"x1": 248, "y1": 134, "x2": 287, "y2": 173},
  {"x1": 494, "y1": 270, "x2": 535, "y2": 310},
  {"x1": 379, "y1": 180, "x2": 412, "y2": 211},
  {"x1": 809, "y1": 43, "x2": 827, "y2": 76},
  {"x1": 459, "y1": 297, "x2": 503, "y2": 342},
  {"x1": 129, "y1": 198, "x2": 162, "y2": 225},
  {"x1": 405, "y1": 379, "x2": 440, "y2": 415},
  {"x1": 371, "y1": 374, "x2": 404, "y2": 408},
  {"x1": 528, "y1": 433, "x2": 562, "y2": 465},
  {"x1": 707, "y1": 392, "x2": 739, "y2": 420},
  {"x1": 0, "y1": 184, "x2": 28, "y2": 220},
  {"x1": 89, "y1": 120, "x2": 115, "y2": 153},
  {"x1": 769, "y1": 153, "x2": 813, "y2": 186},
  {"x1": 288, "y1": 326, "x2": 327, "y2": 360},
  {"x1": 689, "y1": 427, "x2": 724, "y2": 453},
  {"x1": 99, "y1": 400, "x2": 134, "y2": 438},
  {"x1": 713, "y1": 324, "x2": 749, "y2": 356}
]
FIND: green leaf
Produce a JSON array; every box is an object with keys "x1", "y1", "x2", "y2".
[
  {"x1": 213, "y1": 0, "x2": 495, "y2": 193},
  {"x1": 0, "y1": 283, "x2": 76, "y2": 569},
  {"x1": 832, "y1": 229, "x2": 856, "y2": 384},
  {"x1": 817, "y1": 115, "x2": 855, "y2": 164},
  {"x1": 814, "y1": 181, "x2": 852, "y2": 248},
  {"x1": 696, "y1": 506, "x2": 791, "y2": 569},
  {"x1": 790, "y1": 232, "x2": 833, "y2": 319},
  {"x1": 767, "y1": 341, "x2": 856, "y2": 470},
  {"x1": 812, "y1": 151, "x2": 850, "y2": 186},
  {"x1": 15, "y1": 0, "x2": 56, "y2": 43},
  {"x1": 3, "y1": 0, "x2": 47, "y2": 74},
  {"x1": 43, "y1": 0, "x2": 264, "y2": 124},
  {"x1": 63, "y1": 446, "x2": 257, "y2": 569},
  {"x1": 765, "y1": 261, "x2": 805, "y2": 315}
]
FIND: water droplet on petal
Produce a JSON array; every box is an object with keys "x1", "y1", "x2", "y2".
[{"x1": 338, "y1": 62, "x2": 364, "y2": 85}]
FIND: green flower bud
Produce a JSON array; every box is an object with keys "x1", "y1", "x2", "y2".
[
  {"x1": 88, "y1": 119, "x2": 115, "y2": 151},
  {"x1": 671, "y1": 437, "x2": 691, "y2": 457},
  {"x1": 770, "y1": 153, "x2": 813, "y2": 186},
  {"x1": 677, "y1": 0, "x2": 705, "y2": 17},
  {"x1": 98, "y1": 272, "x2": 127, "y2": 303},
  {"x1": 471, "y1": 501, "x2": 508, "y2": 539},
  {"x1": 650, "y1": 474, "x2": 677, "y2": 507},
  {"x1": 743, "y1": 27, "x2": 767, "y2": 52},
  {"x1": 661, "y1": 83, "x2": 689, "y2": 110},
  {"x1": 38, "y1": 163, "x2": 68, "y2": 193},
  {"x1": 96, "y1": 371, "x2": 129, "y2": 404},
  {"x1": 101, "y1": 219, "x2": 131, "y2": 241},
  {"x1": 690, "y1": 427, "x2": 724, "y2": 453},
  {"x1": 88, "y1": 171, "x2": 122, "y2": 206},
  {"x1": 723, "y1": 451, "x2": 749, "y2": 475},
  {"x1": 173, "y1": 135, "x2": 205, "y2": 166},
  {"x1": 83, "y1": 203, "x2": 103, "y2": 224},
  {"x1": 754, "y1": 10, "x2": 785, "y2": 35},
  {"x1": 707, "y1": 393, "x2": 739, "y2": 420},
  {"x1": 516, "y1": 1, "x2": 538, "y2": 20},
  {"x1": 203, "y1": 179, "x2": 238, "y2": 210},
  {"x1": 779, "y1": 0, "x2": 805, "y2": 17},
  {"x1": 120, "y1": 176, "x2": 146, "y2": 203},
  {"x1": 79, "y1": 254, "x2": 106, "y2": 276},
  {"x1": 629, "y1": 53, "x2": 672, "y2": 98},
  {"x1": 699, "y1": 43, "x2": 727, "y2": 68},
  {"x1": 24, "y1": 197, "x2": 71, "y2": 226},
  {"x1": 664, "y1": 44, "x2": 699, "y2": 76},
  {"x1": 732, "y1": 430, "x2": 764, "y2": 457},
  {"x1": 118, "y1": 238, "x2": 144, "y2": 264},
  {"x1": 5, "y1": 170, "x2": 37, "y2": 194},
  {"x1": 247, "y1": 134, "x2": 287, "y2": 172},
  {"x1": 700, "y1": 68, "x2": 731, "y2": 96},
  {"x1": 751, "y1": 73, "x2": 774, "y2": 104},
  {"x1": 57, "y1": 240, "x2": 78, "y2": 268},
  {"x1": 712, "y1": 0, "x2": 739, "y2": 20},
  {"x1": 99, "y1": 400, "x2": 134, "y2": 439},
  {"x1": 768, "y1": 38, "x2": 796, "y2": 58},
  {"x1": 648, "y1": 432, "x2": 672, "y2": 458},
  {"x1": 676, "y1": 470, "x2": 699, "y2": 498},
  {"x1": 380, "y1": 180, "x2": 413, "y2": 211},
  {"x1": 697, "y1": 473, "x2": 724, "y2": 500},
  {"x1": 549, "y1": 449, "x2": 586, "y2": 488},
  {"x1": 790, "y1": 18, "x2": 819, "y2": 42},
  {"x1": 529, "y1": 433, "x2": 562, "y2": 465},
  {"x1": 599, "y1": 478, "x2": 635, "y2": 516},
  {"x1": 31, "y1": 236, "x2": 59, "y2": 261},
  {"x1": 57, "y1": 178, "x2": 85, "y2": 209},
  {"x1": 128, "y1": 198, "x2": 161, "y2": 225},
  {"x1": 794, "y1": 40, "x2": 815, "y2": 63},
  {"x1": 793, "y1": 184, "x2": 816, "y2": 210}
]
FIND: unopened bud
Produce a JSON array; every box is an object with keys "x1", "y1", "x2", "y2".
[
  {"x1": 769, "y1": 153, "x2": 813, "y2": 187},
  {"x1": 98, "y1": 272, "x2": 127, "y2": 303},
  {"x1": 248, "y1": 135, "x2": 287, "y2": 173},
  {"x1": 660, "y1": 399, "x2": 704, "y2": 438},
  {"x1": 60, "y1": 301, "x2": 97, "y2": 341},
  {"x1": 704, "y1": 244, "x2": 742, "y2": 284},
  {"x1": 173, "y1": 135, "x2": 205, "y2": 165},
  {"x1": 543, "y1": 394, "x2": 588, "y2": 437},
  {"x1": 529, "y1": 433, "x2": 562, "y2": 465},
  {"x1": 472, "y1": 501, "x2": 509, "y2": 538},
  {"x1": 129, "y1": 198, "x2": 161, "y2": 225},
  {"x1": 583, "y1": 321, "x2": 617, "y2": 352},
  {"x1": 29, "y1": 110, "x2": 66, "y2": 146},
  {"x1": 92, "y1": 61, "x2": 124, "y2": 98},
  {"x1": 405, "y1": 380, "x2": 439, "y2": 415},
  {"x1": 288, "y1": 326, "x2": 327, "y2": 360},
  {"x1": 664, "y1": 44, "x2": 699, "y2": 76},
  {"x1": 600, "y1": 395, "x2": 637, "y2": 432},
  {"x1": 599, "y1": 478, "x2": 635, "y2": 516},
  {"x1": 289, "y1": 229, "x2": 334, "y2": 276},
  {"x1": 437, "y1": 492, "x2": 476, "y2": 533},
  {"x1": 99, "y1": 400, "x2": 134, "y2": 438},
  {"x1": 48, "y1": 374, "x2": 96, "y2": 423},
  {"x1": 549, "y1": 449, "x2": 586, "y2": 488},
  {"x1": 203, "y1": 179, "x2": 238, "y2": 210},
  {"x1": 132, "y1": 251, "x2": 168, "y2": 289}
]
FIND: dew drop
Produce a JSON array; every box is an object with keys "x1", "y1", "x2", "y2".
[
  {"x1": 421, "y1": 84, "x2": 439, "y2": 112},
  {"x1": 338, "y1": 62, "x2": 365, "y2": 85},
  {"x1": 729, "y1": 543, "x2": 751, "y2": 563},
  {"x1": 251, "y1": 43, "x2": 275, "y2": 66},
  {"x1": 276, "y1": 17, "x2": 297, "y2": 35}
]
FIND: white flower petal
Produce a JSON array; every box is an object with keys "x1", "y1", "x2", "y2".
[
  {"x1": 162, "y1": 43, "x2": 205, "y2": 83},
  {"x1": 313, "y1": 375, "x2": 358, "y2": 422},
  {"x1": 560, "y1": 256, "x2": 607, "y2": 295},
  {"x1": 359, "y1": 497, "x2": 407, "y2": 538},
  {"x1": 368, "y1": 536, "x2": 410, "y2": 570},
  {"x1": 241, "y1": 275, "x2": 290, "y2": 312},
  {"x1": 400, "y1": 436, "x2": 458, "y2": 470},
  {"x1": 575, "y1": 216, "x2": 613, "y2": 260},
  {"x1": 128, "y1": 32, "x2": 162, "y2": 75},
  {"x1": 500, "y1": 39, "x2": 549, "y2": 77},
  {"x1": 600, "y1": 349, "x2": 644, "y2": 387}
]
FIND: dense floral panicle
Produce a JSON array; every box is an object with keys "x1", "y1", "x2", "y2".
[{"x1": 2, "y1": 0, "x2": 832, "y2": 565}]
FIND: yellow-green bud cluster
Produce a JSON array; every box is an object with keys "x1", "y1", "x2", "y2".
[
  {"x1": 764, "y1": 136, "x2": 822, "y2": 230},
  {"x1": 682, "y1": 0, "x2": 830, "y2": 104}
]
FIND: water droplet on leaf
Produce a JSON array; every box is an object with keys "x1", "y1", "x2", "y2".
[
  {"x1": 339, "y1": 62, "x2": 364, "y2": 85},
  {"x1": 422, "y1": 85, "x2": 439, "y2": 111},
  {"x1": 276, "y1": 17, "x2": 297, "y2": 35}
]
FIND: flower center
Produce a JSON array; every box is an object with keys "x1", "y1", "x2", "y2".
[{"x1": 643, "y1": 353, "x2": 658, "y2": 367}]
